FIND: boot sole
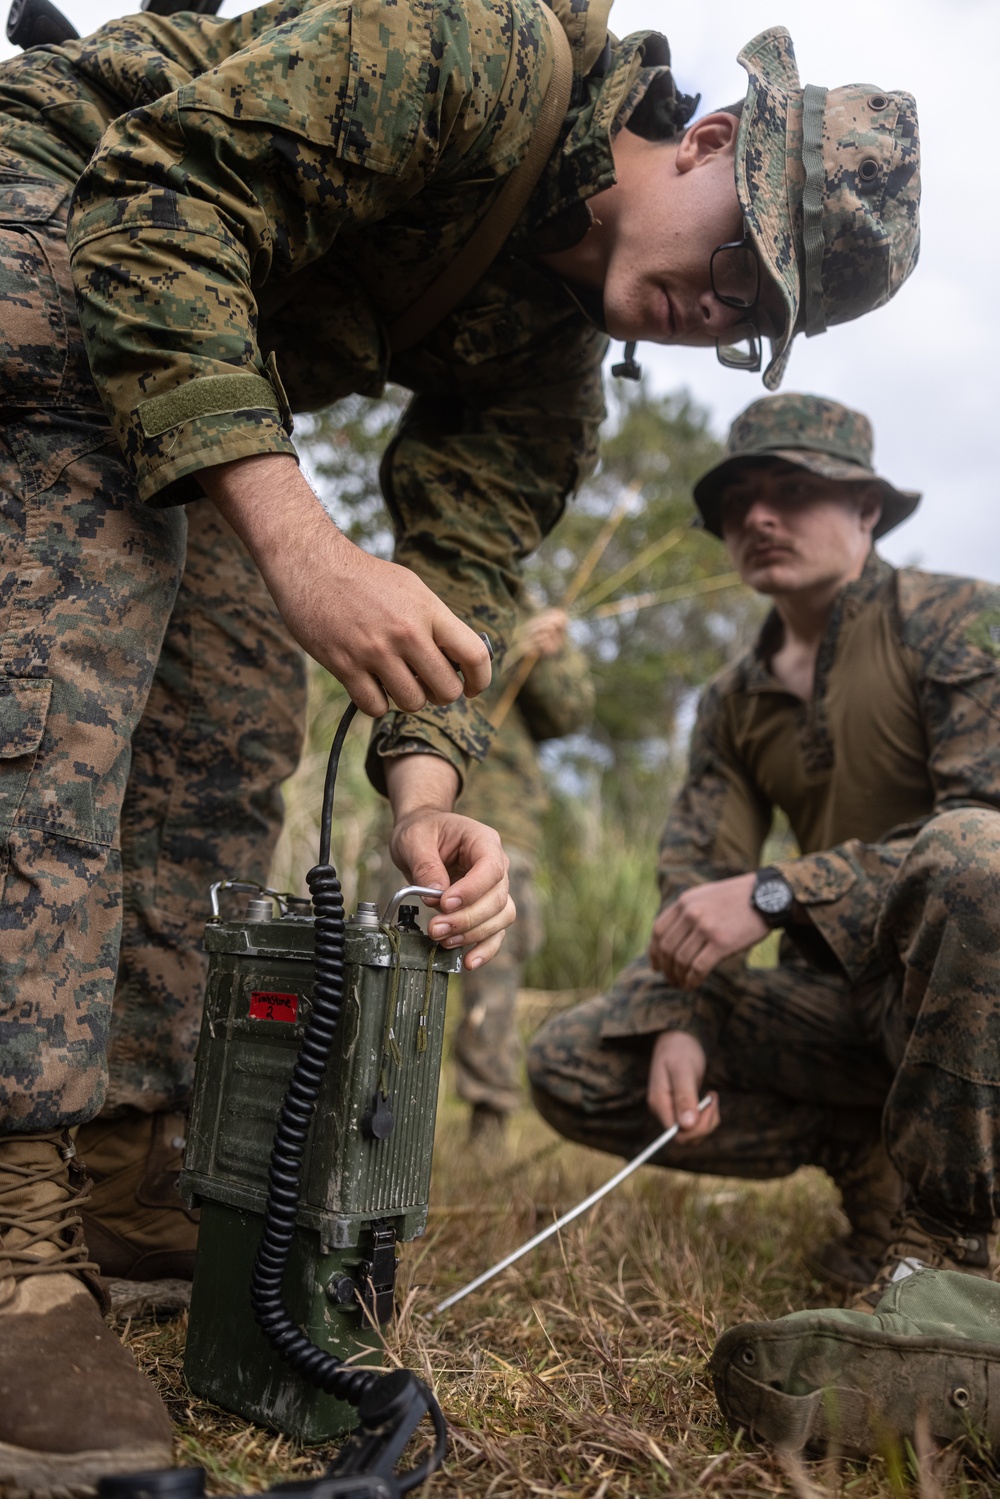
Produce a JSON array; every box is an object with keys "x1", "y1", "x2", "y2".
[{"x1": 0, "y1": 1438, "x2": 173, "y2": 1493}]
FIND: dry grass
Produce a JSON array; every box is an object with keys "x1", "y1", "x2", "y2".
[{"x1": 116, "y1": 996, "x2": 995, "y2": 1498}]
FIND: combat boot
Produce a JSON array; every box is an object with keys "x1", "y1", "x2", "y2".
[
  {"x1": 0, "y1": 1129, "x2": 173, "y2": 1488},
  {"x1": 852, "y1": 1207, "x2": 997, "y2": 1314},
  {"x1": 77, "y1": 1109, "x2": 199, "y2": 1282},
  {"x1": 807, "y1": 1140, "x2": 904, "y2": 1291}
]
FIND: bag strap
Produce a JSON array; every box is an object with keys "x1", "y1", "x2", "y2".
[
  {"x1": 722, "y1": 1363, "x2": 874, "y2": 1454},
  {"x1": 385, "y1": 8, "x2": 574, "y2": 355}
]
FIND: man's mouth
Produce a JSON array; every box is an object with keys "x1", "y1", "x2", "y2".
[
  {"x1": 655, "y1": 284, "x2": 674, "y2": 340},
  {"x1": 746, "y1": 543, "x2": 791, "y2": 565}
]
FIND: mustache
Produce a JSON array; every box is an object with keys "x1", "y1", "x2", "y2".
[{"x1": 742, "y1": 534, "x2": 794, "y2": 556}]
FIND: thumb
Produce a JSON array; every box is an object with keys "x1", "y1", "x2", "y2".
[{"x1": 673, "y1": 1063, "x2": 702, "y2": 1132}]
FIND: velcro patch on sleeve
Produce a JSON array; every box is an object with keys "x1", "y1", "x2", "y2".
[{"x1": 138, "y1": 373, "x2": 281, "y2": 438}]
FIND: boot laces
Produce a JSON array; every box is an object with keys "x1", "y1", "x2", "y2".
[
  {"x1": 0, "y1": 1134, "x2": 100, "y2": 1306},
  {"x1": 859, "y1": 1214, "x2": 991, "y2": 1309}
]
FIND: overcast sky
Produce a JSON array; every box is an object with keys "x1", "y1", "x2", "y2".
[
  {"x1": 608, "y1": 0, "x2": 999, "y2": 580},
  {"x1": 3, "y1": 0, "x2": 995, "y2": 580}
]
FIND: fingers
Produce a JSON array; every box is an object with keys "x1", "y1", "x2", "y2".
[
  {"x1": 373, "y1": 649, "x2": 456, "y2": 714},
  {"x1": 432, "y1": 890, "x2": 514, "y2": 963},
  {"x1": 647, "y1": 877, "x2": 764, "y2": 990},
  {"x1": 678, "y1": 1092, "x2": 720, "y2": 1141},
  {"x1": 432, "y1": 615, "x2": 493, "y2": 697},
  {"x1": 520, "y1": 608, "x2": 568, "y2": 659},
  {"x1": 210, "y1": 470, "x2": 492, "y2": 715},
  {"x1": 427, "y1": 860, "x2": 512, "y2": 954},
  {"x1": 340, "y1": 668, "x2": 389, "y2": 718},
  {"x1": 460, "y1": 894, "x2": 516, "y2": 969},
  {"x1": 344, "y1": 609, "x2": 489, "y2": 714},
  {"x1": 659, "y1": 927, "x2": 714, "y2": 991},
  {"x1": 647, "y1": 1031, "x2": 719, "y2": 1142},
  {"x1": 393, "y1": 809, "x2": 513, "y2": 964}
]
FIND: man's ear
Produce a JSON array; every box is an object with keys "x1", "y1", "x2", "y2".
[
  {"x1": 857, "y1": 483, "x2": 883, "y2": 535},
  {"x1": 675, "y1": 111, "x2": 740, "y2": 173}
]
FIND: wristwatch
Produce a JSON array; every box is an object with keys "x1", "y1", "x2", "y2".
[{"x1": 751, "y1": 866, "x2": 795, "y2": 929}]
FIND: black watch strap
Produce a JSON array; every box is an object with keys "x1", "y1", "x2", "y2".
[{"x1": 751, "y1": 866, "x2": 795, "y2": 929}]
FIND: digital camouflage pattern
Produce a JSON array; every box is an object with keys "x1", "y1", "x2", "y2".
[
  {"x1": 0, "y1": 0, "x2": 657, "y2": 1131},
  {"x1": 0, "y1": 0, "x2": 657, "y2": 783},
  {"x1": 693, "y1": 393, "x2": 921, "y2": 539},
  {"x1": 529, "y1": 805, "x2": 1000, "y2": 1229},
  {"x1": 734, "y1": 29, "x2": 921, "y2": 391},
  {"x1": 0, "y1": 3, "x2": 921, "y2": 775},
  {"x1": 528, "y1": 554, "x2": 1000, "y2": 1230},
  {"x1": 454, "y1": 629, "x2": 593, "y2": 1111},
  {"x1": 656, "y1": 554, "x2": 1000, "y2": 969},
  {"x1": 0, "y1": 187, "x2": 305, "y2": 1129},
  {"x1": 32, "y1": 0, "x2": 676, "y2": 781}
]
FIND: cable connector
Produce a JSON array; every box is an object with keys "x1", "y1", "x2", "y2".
[{"x1": 611, "y1": 341, "x2": 641, "y2": 380}]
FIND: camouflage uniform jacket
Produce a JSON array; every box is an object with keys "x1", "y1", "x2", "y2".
[
  {"x1": 458, "y1": 635, "x2": 594, "y2": 856},
  {"x1": 641, "y1": 552, "x2": 1000, "y2": 1031},
  {"x1": 0, "y1": 0, "x2": 685, "y2": 786}
]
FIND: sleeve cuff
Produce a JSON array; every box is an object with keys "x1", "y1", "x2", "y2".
[
  {"x1": 597, "y1": 957, "x2": 710, "y2": 1045},
  {"x1": 128, "y1": 354, "x2": 296, "y2": 505},
  {"x1": 774, "y1": 852, "x2": 866, "y2": 978},
  {"x1": 139, "y1": 419, "x2": 299, "y2": 506},
  {"x1": 365, "y1": 697, "x2": 496, "y2": 797}
]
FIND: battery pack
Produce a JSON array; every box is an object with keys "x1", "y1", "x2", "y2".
[{"x1": 180, "y1": 893, "x2": 460, "y2": 1442}]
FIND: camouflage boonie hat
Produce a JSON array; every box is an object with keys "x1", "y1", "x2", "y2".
[
  {"x1": 693, "y1": 393, "x2": 921, "y2": 539},
  {"x1": 735, "y1": 29, "x2": 921, "y2": 390}
]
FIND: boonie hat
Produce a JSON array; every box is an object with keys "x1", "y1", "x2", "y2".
[
  {"x1": 735, "y1": 29, "x2": 920, "y2": 390},
  {"x1": 693, "y1": 393, "x2": 921, "y2": 539}
]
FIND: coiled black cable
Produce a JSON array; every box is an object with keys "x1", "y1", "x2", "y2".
[
  {"x1": 247, "y1": 699, "x2": 448, "y2": 1486},
  {"x1": 249, "y1": 700, "x2": 373, "y2": 1400}
]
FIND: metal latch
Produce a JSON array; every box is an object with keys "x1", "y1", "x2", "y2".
[{"x1": 361, "y1": 1223, "x2": 398, "y2": 1325}]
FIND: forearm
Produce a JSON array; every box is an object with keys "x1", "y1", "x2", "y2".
[
  {"x1": 206, "y1": 451, "x2": 344, "y2": 563},
  {"x1": 205, "y1": 452, "x2": 490, "y2": 717},
  {"x1": 385, "y1": 754, "x2": 460, "y2": 821}
]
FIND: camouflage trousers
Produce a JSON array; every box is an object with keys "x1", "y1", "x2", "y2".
[
  {"x1": 453, "y1": 846, "x2": 543, "y2": 1114},
  {"x1": 528, "y1": 808, "x2": 1000, "y2": 1230},
  {"x1": 0, "y1": 170, "x2": 307, "y2": 1131}
]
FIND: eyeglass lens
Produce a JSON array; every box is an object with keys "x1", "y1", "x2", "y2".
[
  {"x1": 717, "y1": 322, "x2": 762, "y2": 371},
  {"x1": 711, "y1": 242, "x2": 760, "y2": 310}
]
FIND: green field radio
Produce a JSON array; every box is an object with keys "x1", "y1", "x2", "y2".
[{"x1": 179, "y1": 703, "x2": 460, "y2": 1449}]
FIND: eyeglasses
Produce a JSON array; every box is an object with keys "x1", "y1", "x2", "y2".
[{"x1": 710, "y1": 230, "x2": 763, "y2": 373}]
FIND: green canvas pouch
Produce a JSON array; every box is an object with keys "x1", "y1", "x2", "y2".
[{"x1": 710, "y1": 1269, "x2": 1000, "y2": 1458}]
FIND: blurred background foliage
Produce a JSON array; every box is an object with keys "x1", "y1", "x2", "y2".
[{"x1": 272, "y1": 379, "x2": 767, "y2": 990}]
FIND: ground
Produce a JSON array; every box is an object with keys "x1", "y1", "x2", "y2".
[{"x1": 117, "y1": 991, "x2": 996, "y2": 1498}]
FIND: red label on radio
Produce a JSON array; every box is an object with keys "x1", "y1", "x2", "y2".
[{"x1": 249, "y1": 991, "x2": 299, "y2": 1023}]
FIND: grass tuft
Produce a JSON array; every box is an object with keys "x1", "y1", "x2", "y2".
[{"x1": 117, "y1": 996, "x2": 994, "y2": 1498}]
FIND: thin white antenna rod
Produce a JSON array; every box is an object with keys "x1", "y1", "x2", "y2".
[{"x1": 433, "y1": 1095, "x2": 712, "y2": 1315}]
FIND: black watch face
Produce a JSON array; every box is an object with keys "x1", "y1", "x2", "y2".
[{"x1": 755, "y1": 878, "x2": 792, "y2": 916}]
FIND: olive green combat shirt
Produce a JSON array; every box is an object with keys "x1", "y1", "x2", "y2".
[
  {"x1": 611, "y1": 554, "x2": 1000, "y2": 1038},
  {"x1": 0, "y1": 0, "x2": 685, "y2": 789}
]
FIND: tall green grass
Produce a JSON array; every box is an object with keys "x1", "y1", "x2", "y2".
[{"x1": 526, "y1": 796, "x2": 661, "y2": 993}]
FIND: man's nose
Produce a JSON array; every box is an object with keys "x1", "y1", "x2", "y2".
[
  {"x1": 741, "y1": 496, "x2": 780, "y2": 530},
  {"x1": 697, "y1": 291, "x2": 748, "y2": 334}
]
